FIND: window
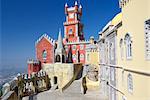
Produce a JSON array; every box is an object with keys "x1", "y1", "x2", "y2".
[
  {"x1": 72, "y1": 45, "x2": 76, "y2": 50},
  {"x1": 69, "y1": 13, "x2": 74, "y2": 19},
  {"x1": 122, "y1": 70, "x2": 125, "y2": 86},
  {"x1": 145, "y1": 19, "x2": 150, "y2": 60},
  {"x1": 125, "y1": 34, "x2": 132, "y2": 59},
  {"x1": 127, "y1": 73, "x2": 133, "y2": 93},
  {"x1": 120, "y1": 39, "x2": 124, "y2": 60},
  {"x1": 73, "y1": 54, "x2": 76, "y2": 60},
  {"x1": 80, "y1": 54, "x2": 84, "y2": 60},
  {"x1": 65, "y1": 46, "x2": 68, "y2": 51},
  {"x1": 42, "y1": 50, "x2": 47, "y2": 60},
  {"x1": 110, "y1": 43, "x2": 114, "y2": 60},
  {"x1": 87, "y1": 54, "x2": 90, "y2": 61},
  {"x1": 110, "y1": 67, "x2": 114, "y2": 81},
  {"x1": 80, "y1": 44, "x2": 84, "y2": 50},
  {"x1": 69, "y1": 29, "x2": 73, "y2": 34}
]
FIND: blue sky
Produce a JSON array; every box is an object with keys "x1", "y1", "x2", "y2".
[{"x1": 1, "y1": 0, "x2": 120, "y2": 70}]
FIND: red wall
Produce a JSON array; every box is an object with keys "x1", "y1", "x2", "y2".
[
  {"x1": 28, "y1": 63, "x2": 41, "y2": 75},
  {"x1": 66, "y1": 44, "x2": 86, "y2": 63},
  {"x1": 36, "y1": 38, "x2": 54, "y2": 64}
]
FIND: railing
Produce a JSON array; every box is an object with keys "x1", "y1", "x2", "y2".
[
  {"x1": 100, "y1": 63, "x2": 150, "y2": 98},
  {"x1": 107, "y1": 81, "x2": 124, "y2": 95}
]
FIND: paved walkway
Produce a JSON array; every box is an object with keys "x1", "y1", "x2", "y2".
[
  {"x1": 23, "y1": 78, "x2": 107, "y2": 100},
  {"x1": 23, "y1": 89, "x2": 107, "y2": 100}
]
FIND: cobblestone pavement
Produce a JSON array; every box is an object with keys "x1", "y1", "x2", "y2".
[{"x1": 22, "y1": 89, "x2": 107, "y2": 100}]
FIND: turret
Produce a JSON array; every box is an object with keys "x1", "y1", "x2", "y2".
[
  {"x1": 79, "y1": 4, "x2": 82, "y2": 15},
  {"x1": 65, "y1": 3, "x2": 68, "y2": 14},
  {"x1": 63, "y1": 1, "x2": 84, "y2": 42},
  {"x1": 75, "y1": 1, "x2": 78, "y2": 13}
]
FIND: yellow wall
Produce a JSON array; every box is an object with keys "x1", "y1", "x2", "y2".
[
  {"x1": 85, "y1": 51, "x2": 99, "y2": 66},
  {"x1": 42, "y1": 63, "x2": 74, "y2": 89},
  {"x1": 85, "y1": 45, "x2": 100, "y2": 90},
  {"x1": 116, "y1": 0, "x2": 150, "y2": 100}
]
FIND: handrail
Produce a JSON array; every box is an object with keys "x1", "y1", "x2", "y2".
[
  {"x1": 100, "y1": 79, "x2": 124, "y2": 95},
  {"x1": 99, "y1": 63, "x2": 150, "y2": 77},
  {"x1": 107, "y1": 82, "x2": 124, "y2": 95}
]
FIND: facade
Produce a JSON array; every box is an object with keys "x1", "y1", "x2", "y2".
[
  {"x1": 98, "y1": 0, "x2": 150, "y2": 100},
  {"x1": 35, "y1": 34, "x2": 55, "y2": 64},
  {"x1": 98, "y1": 13, "x2": 122, "y2": 100},
  {"x1": 27, "y1": 1, "x2": 92, "y2": 80}
]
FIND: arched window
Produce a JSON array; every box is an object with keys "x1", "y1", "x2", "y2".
[
  {"x1": 72, "y1": 45, "x2": 76, "y2": 50},
  {"x1": 127, "y1": 73, "x2": 133, "y2": 93},
  {"x1": 42, "y1": 50, "x2": 47, "y2": 60},
  {"x1": 80, "y1": 44, "x2": 84, "y2": 50},
  {"x1": 124, "y1": 34, "x2": 132, "y2": 59},
  {"x1": 73, "y1": 54, "x2": 76, "y2": 60},
  {"x1": 69, "y1": 29, "x2": 73, "y2": 34},
  {"x1": 80, "y1": 54, "x2": 84, "y2": 60},
  {"x1": 120, "y1": 39, "x2": 124, "y2": 60},
  {"x1": 55, "y1": 55, "x2": 61, "y2": 62}
]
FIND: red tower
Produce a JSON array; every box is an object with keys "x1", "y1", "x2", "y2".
[
  {"x1": 64, "y1": 1, "x2": 84, "y2": 42},
  {"x1": 64, "y1": 1, "x2": 88, "y2": 64}
]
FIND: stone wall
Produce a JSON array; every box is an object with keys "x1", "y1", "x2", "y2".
[{"x1": 42, "y1": 63, "x2": 75, "y2": 89}]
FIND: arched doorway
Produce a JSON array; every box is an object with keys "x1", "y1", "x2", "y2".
[
  {"x1": 55, "y1": 55, "x2": 61, "y2": 62},
  {"x1": 54, "y1": 76, "x2": 57, "y2": 84},
  {"x1": 62, "y1": 55, "x2": 65, "y2": 63}
]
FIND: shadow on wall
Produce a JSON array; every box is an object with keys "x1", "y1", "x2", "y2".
[{"x1": 74, "y1": 64, "x2": 83, "y2": 80}]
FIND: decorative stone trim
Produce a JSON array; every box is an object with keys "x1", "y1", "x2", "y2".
[{"x1": 63, "y1": 21, "x2": 80, "y2": 26}]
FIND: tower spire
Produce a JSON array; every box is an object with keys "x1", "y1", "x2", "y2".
[
  {"x1": 75, "y1": 1, "x2": 78, "y2": 6},
  {"x1": 65, "y1": 3, "x2": 68, "y2": 7},
  {"x1": 57, "y1": 28, "x2": 63, "y2": 49}
]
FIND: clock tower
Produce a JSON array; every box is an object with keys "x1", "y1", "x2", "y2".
[{"x1": 64, "y1": 1, "x2": 84, "y2": 42}]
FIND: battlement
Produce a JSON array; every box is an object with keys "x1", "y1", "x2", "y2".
[
  {"x1": 35, "y1": 33, "x2": 55, "y2": 45},
  {"x1": 65, "y1": 1, "x2": 82, "y2": 15},
  {"x1": 65, "y1": 40, "x2": 90, "y2": 45},
  {"x1": 27, "y1": 59, "x2": 40, "y2": 64},
  {"x1": 119, "y1": 0, "x2": 130, "y2": 8}
]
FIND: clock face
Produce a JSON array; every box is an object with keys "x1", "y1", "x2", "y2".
[{"x1": 69, "y1": 13, "x2": 74, "y2": 19}]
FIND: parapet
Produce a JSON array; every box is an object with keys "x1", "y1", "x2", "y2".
[
  {"x1": 27, "y1": 59, "x2": 40, "y2": 64},
  {"x1": 66, "y1": 40, "x2": 90, "y2": 45},
  {"x1": 35, "y1": 33, "x2": 55, "y2": 46}
]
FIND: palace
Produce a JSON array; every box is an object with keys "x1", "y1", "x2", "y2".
[{"x1": 27, "y1": 1, "x2": 97, "y2": 79}]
